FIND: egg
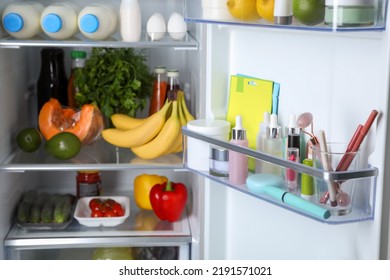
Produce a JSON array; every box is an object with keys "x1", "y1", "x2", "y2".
[
  {"x1": 167, "y1": 12, "x2": 187, "y2": 40},
  {"x1": 146, "y1": 13, "x2": 166, "y2": 41}
]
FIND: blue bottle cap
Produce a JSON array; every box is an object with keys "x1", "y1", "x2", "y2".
[
  {"x1": 3, "y1": 13, "x2": 24, "y2": 32},
  {"x1": 42, "y1": 13, "x2": 62, "y2": 33},
  {"x1": 79, "y1": 14, "x2": 99, "y2": 33}
]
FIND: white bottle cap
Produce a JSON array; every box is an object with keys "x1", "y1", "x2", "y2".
[
  {"x1": 267, "y1": 114, "x2": 281, "y2": 139},
  {"x1": 232, "y1": 115, "x2": 246, "y2": 140}
]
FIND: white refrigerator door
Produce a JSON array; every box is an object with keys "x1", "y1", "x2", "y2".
[{"x1": 199, "y1": 20, "x2": 390, "y2": 259}]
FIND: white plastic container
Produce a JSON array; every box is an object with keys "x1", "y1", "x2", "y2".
[
  {"x1": 201, "y1": 0, "x2": 234, "y2": 20},
  {"x1": 78, "y1": 3, "x2": 118, "y2": 40},
  {"x1": 324, "y1": 0, "x2": 375, "y2": 27},
  {"x1": 41, "y1": 1, "x2": 81, "y2": 40},
  {"x1": 187, "y1": 119, "x2": 231, "y2": 171},
  {"x1": 2, "y1": 1, "x2": 44, "y2": 39},
  {"x1": 120, "y1": 0, "x2": 141, "y2": 42}
]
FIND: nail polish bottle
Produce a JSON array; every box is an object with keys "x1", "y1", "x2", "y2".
[
  {"x1": 229, "y1": 115, "x2": 248, "y2": 185},
  {"x1": 263, "y1": 114, "x2": 283, "y2": 176}
]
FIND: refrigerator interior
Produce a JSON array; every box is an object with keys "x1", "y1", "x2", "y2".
[{"x1": 0, "y1": 0, "x2": 202, "y2": 260}]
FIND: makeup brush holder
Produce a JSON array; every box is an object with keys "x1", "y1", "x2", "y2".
[{"x1": 312, "y1": 143, "x2": 360, "y2": 216}]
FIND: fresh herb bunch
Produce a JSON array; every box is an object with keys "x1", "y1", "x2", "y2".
[{"x1": 74, "y1": 48, "x2": 153, "y2": 119}]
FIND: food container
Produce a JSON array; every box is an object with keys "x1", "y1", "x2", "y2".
[
  {"x1": 324, "y1": 0, "x2": 375, "y2": 27},
  {"x1": 74, "y1": 196, "x2": 130, "y2": 227}
]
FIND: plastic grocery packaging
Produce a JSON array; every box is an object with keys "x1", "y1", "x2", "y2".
[
  {"x1": 78, "y1": 3, "x2": 119, "y2": 40},
  {"x1": 2, "y1": 1, "x2": 44, "y2": 39},
  {"x1": 120, "y1": 0, "x2": 141, "y2": 42},
  {"x1": 41, "y1": 1, "x2": 81, "y2": 40}
]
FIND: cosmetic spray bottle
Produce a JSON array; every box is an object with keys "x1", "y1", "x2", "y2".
[
  {"x1": 264, "y1": 114, "x2": 283, "y2": 176},
  {"x1": 255, "y1": 111, "x2": 270, "y2": 173},
  {"x1": 229, "y1": 115, "x2": 249, "y2": 185}
]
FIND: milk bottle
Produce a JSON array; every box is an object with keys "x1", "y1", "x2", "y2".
[
  {"x1": 41, "y1": 1, "x2": 81, "y2": 40},
  {"x1": 120, "y1": 0, "x2": 142, "y2": 42},
  {"x1": 78, "y1": 3, "x2": 118, "y2": 40},
  {"x1": 2, "y1": 1, "x2": 44, "y2": 39}
]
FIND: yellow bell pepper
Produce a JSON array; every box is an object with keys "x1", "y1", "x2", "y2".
[{"x1": 134, "y1": 174, "x2": 168, "y2": 210}]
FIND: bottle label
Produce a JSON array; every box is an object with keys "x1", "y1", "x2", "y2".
[{"x1": 77, "y1": 182, "x2": 100, "y2": 197}]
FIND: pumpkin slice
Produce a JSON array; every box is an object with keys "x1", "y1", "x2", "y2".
[{"x1": 38, "y1": 98, "x2": 104, "y2": 144}]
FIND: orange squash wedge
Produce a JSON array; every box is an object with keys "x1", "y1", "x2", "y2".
[{"x1": 38, "y1": 98, "x2": 104, "y2": 144}]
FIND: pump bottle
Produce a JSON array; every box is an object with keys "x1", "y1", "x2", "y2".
[{"x1": 229, "y1": 115, "x2": 249, "y2": 185}]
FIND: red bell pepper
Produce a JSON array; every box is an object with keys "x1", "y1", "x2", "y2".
[{"x1": 149, "y1": 181, "x2": 187, "y2": 222}]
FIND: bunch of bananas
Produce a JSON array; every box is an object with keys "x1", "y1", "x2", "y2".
[{"x1": 102, "y1": 91, "x2": 194, "y2": 159}]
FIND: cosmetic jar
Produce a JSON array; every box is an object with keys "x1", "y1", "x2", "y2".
[
  {"x1": 209, "y1": 146, "x2": 229, "y2": 177},
  {"x1": 187, "y1": 119, "x2": 230, "y2": 171},
  {"x1": 324, "y1": 0, "x2": 375, "y2": 27}
]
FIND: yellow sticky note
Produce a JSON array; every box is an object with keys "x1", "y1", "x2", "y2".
[{"x1": 226, "y1": 75, "x2": 273, "y2": 169}]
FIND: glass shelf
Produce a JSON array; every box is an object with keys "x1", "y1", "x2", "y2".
[
  {"x1": 0, "y1": 31, "x2": 198, "y2": 50},
  {"x1": 185, "y1": 0, "x2": 388, "y2": 32},
  {"x1": 0, "y1": 139, "x2": 184, "y2": 172},
  {"x1": 182, "y1": 126, "x2": 378, "y2": 224},
  {"x1": 4, "y1": 192, "x2": 191, "y2": 250}
]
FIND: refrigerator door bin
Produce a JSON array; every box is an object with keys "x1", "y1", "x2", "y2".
[
  {"x1": 184, "y1": 0, "x2": 388, "y2": 32},
  {"x1": 182, "y1": 126, "x2": 378, "y2": 224}
]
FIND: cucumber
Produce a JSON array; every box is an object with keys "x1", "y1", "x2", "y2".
[
  {"x1": 40, "y1": 194, "x2": 59, "y2": 223},
  {"x1": 17, "y1": 202, "x2": 32, "y2": 223},
  {"x1": 53, "y1": 199, "x2": 72, "y2": 223},
  {"x1": 29, "y1": 192, "x2": 49, "y2": 223}
]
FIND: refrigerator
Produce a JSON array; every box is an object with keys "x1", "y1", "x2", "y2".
[{"x1": 0, "y1": 0, "x2": 390, "y2": 261}]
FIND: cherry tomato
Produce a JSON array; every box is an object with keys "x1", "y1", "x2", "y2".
[
  {"x1": 99, "y1": 203, "x2": 112, "y2": 214},
  {"x1": 91, "y1": 210, "x2": 103, "y2": 217},
  {"x1": 104, "y1": 199, "x2": 116, "y2": 207},
  {"x1": 89, "y1": 198, "x2": 102, "y2": 210},
  {"x1": 104, "y1": 210, "x2": 116, "y2": 217},
  {"x1": 112, "y1": 203, "x2": 124, "y2": 216}
]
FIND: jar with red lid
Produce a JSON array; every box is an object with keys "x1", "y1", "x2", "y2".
[{"x1": 76, "y1": 171, "x2": 101, "y2": 197}]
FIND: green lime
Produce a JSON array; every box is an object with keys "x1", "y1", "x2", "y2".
[
  {"x1": 293, "y1": 0, "x2": 325, "y2": 26},
  {"x1": 45, "y1": 132, "x2": 82, "y2": 160},
  {"x1": 16, "y1": 127, "x2": 42, "y2": 152}
]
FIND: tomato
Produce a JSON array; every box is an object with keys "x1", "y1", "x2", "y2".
[
  {"x1": 112, "y1": 203, "x2": 124, "y2": 217},
  {"x1": 104, "y1": 199, "x2": 116, "y2": 207},
  {"x1": 104, "y1": 210, "x2": 116, "y2": 217},
  {"x1": 91, "y1": 210, "x2": 103, "y2": 217},
  {"x1": 99, "y1": 203, "x2": 112, "y2": 214},
  {"x1": 89, "y1": 198, "x2": 102, "y2": 210},
  {"x1": 89, "y1": 198, "x2": 125, "y2": 218}
]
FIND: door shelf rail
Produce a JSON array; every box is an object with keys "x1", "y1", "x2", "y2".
[{"x1": 182, "y1": 126, "x2": 378, "y2": 225}]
